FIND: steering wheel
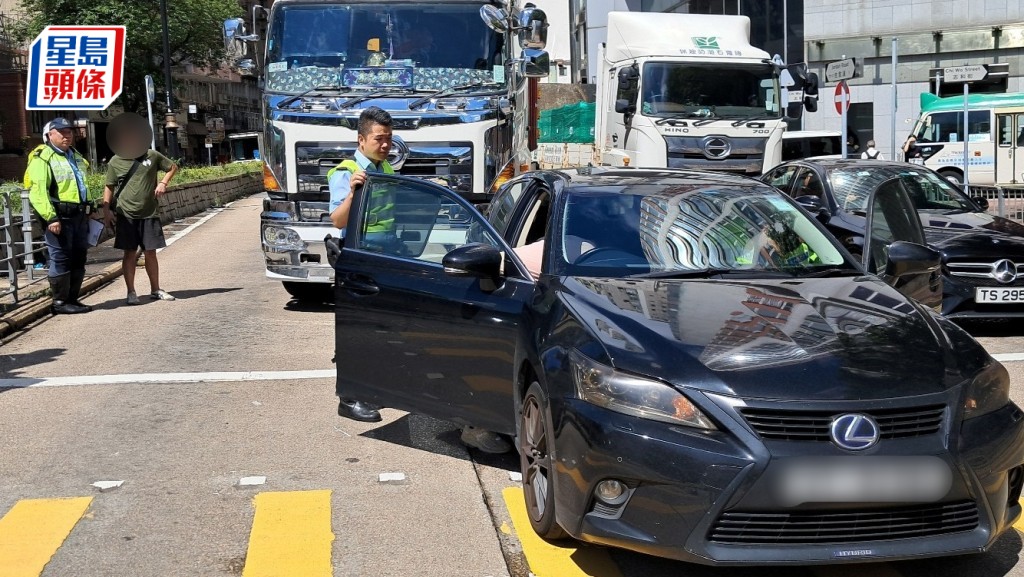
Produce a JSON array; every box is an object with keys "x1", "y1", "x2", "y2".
[{"x1": 573, "y1": 247, "x2": 641, "y2": 266}]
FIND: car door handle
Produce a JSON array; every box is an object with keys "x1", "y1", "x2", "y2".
[{"x1": 339, "y1": 275, "x2": 380, "y2": 296}]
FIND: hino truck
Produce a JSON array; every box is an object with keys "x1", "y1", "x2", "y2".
[
  {"x1": 595, "y1": 12, "x2": 818, "y2": 174},
  {"x1": 223, "y1": 1, "x2": 549, "y2": 301}
]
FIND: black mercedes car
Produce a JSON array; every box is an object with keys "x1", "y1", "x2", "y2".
[
  {"x1": 762, "y1": 159, "x2": 1024, "y2": 319},
  {"x1": 332, "y1": 167, "x2": 1024, "y2": 565}
]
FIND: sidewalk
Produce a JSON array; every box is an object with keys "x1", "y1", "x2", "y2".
[{"x1": 0, "y1": 209, "x2": 221, "y2": 340}]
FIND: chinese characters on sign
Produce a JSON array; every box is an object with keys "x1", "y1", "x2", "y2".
[{"x1": 26, "y1": 26, "x2": 125, "y2": 110}]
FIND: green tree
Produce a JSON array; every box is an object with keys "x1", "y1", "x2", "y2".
[{"x1": 13, "y1": 0, "x2": 242, "y2": 114}]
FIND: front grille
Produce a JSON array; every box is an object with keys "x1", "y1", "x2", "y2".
[
  {"x1": 739, "y1": 405, "x2": 945, "y2": 442},
  {"x1": 294, "y1": 141, "x2": 474, "y2": 194},
  {"x1": 710, "y1": 501, "x2": 979, "y2": 544},
  {"x1": 947, "y1": 260, "x2": 1024, "y2": 287}
]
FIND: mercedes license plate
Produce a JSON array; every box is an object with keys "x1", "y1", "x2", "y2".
[{"x1": 976, "y1": 287, "x2": 1024, "y2": 303}]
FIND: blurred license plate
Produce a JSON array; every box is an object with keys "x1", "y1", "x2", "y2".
[
  {"x1": 776, "y1": 456, "x2": 951, "y2": 506},
  {"x1": 976, "y1": 288, "x2": 1024, "y2": 303},
  {"x1": 307, "y1": 268, "x2": 334, "y2": 279}
]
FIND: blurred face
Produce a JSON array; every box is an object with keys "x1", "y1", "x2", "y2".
[
  {"x1": 49, "y1": 128, "x2": 74, "y2": 151},
  {"x1": 358, "y1": 122, "x2": 392, "y2": 163}
]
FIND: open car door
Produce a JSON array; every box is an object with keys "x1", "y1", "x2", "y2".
[
  {"x1": 864, "y1": 177, "x2": 943, "y2": 310},
  {"x1": 332, "y1": 174, "x2": 534, "y2": 435}
]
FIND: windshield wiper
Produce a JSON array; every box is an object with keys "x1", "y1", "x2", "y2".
[
  {"x1": 731, "y1": 116, "x2": 777, "y2": 127},
  {"x1": 338, "y1": 88, "x2": 417, "y2": 109},
  {"x1": 630, "y1": 267, "x2": 736, "y2": 279},
  {"x1": 408, "y1": 81, "x2": 502, "y2": 109},
  {"x1": 277, "y1": 85, "x2": 343, "y2": 109}
]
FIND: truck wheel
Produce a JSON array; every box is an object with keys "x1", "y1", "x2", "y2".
[
  {"x1": 938, "y1": 169, "x2": 963, "y2": 186},
  {"x1": 283, "y1": 282, "x2": 333, "y2": 303}
]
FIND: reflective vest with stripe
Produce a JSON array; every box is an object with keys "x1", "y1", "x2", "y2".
[
  {"x1": 326, "y1": 158, "x2": 395, "y2": 233},
  {"x1": 26, "y1": 145, "x2": 92, "y2": 223}
]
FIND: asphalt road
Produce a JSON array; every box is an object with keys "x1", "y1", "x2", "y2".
[{"x1": 0, "y1": 194, "x2": 1022, "y2": 577}]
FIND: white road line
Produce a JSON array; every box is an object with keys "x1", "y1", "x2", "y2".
[
  {"x1": 0, "y1": 369, "x2": 334, "y2": 389},
  {"x1": 160, "y1": 201, "x2": 233, "y2": 250},
  {"x1": 994, "y1": 353, "x2": 1024, "y2": 363}
]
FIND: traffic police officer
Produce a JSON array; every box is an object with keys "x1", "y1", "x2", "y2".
[{"x1": 27, "y1": 117, "x2": 98, "y2": 315}]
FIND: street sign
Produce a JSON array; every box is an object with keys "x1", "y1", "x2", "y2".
[
  {"x1": 825, "y1": 58, "x2": 857, "y2": 83},
  {"x1": 943, "y1": 65, "x2": 988, "y2": 83},
  {"x1": 145, "y1": 75, "x2": 155, "y2": 103},
  {"x1": 834, "y1": 81, "x2": 851, "y2": 115},
  {"x1": 25, "y1": 25, "x2": 126, "y2": 110},
  {"x1": 205, "y1": 142, "x2": 214, "y2": 149}
]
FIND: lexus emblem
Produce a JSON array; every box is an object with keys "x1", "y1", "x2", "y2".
[
  {"x1": 388, "y1": 135, "x2": 410, "y2": 171},
  {"x1": 830, "y1": 414, "x2": 880, "y2": 451},
  {"x1": 992, "y1": 259, "x2": 1018, "y2": 285},
  {"x1": 701, "y1": 136, "x2": 731, "y2": 160}
]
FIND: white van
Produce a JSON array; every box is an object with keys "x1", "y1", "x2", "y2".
[{"x1": 781, "y1": 130, "x2": 842, "y2": 161}]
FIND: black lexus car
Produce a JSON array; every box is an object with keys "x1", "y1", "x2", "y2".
[
  {"x1": 762, "y1": 159, "x2": 1024, "y2": 319},
  {"x1": 332, "y1": 167, "x2": 1024, "y2": 565}
]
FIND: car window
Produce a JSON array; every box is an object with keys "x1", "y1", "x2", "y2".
[
  {"x1": 828, "y1": 166, "x2": 973, "y2": 213},
  {"x1": 487, "y1": 179, "x2": 528, "y2": 235},
  {"x1": 357, "y1": 177, "x2": 500, "y2": 263},
  {"x1": 555, "y1": 186, "x2": 845, "y2": 277},
  {"x1": 514, "y1": 188, "x2": 551, "y2": 248},
  {"x1": 792, "y1": 168, "x2": 824, "y2": 199},
  {"x1": 764, "y1": 165, "x2": 798, "y2": 191}
]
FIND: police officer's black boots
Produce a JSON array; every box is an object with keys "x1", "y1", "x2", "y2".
[
  {"x1": 50, "y1": 274, "x2": 89, "y2": 315},
  {"x1": 67, "y1": 269, "x2": 93, "y2": 312}
]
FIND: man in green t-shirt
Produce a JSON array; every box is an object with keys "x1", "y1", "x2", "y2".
[{"x1": 102, "y1": 131, "x2": 179, "y2": 305}]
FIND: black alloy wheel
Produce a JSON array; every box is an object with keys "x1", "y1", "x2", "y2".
[{"x1": 519, "y1": 382, "x2": 568, "y2": 540}]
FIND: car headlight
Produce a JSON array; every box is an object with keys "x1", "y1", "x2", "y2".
[
  {"x1": 964, "y1": 361, "x2": 1010, "y2": 420},
  {"x1": 262, "y1": 225, "x2": 304, "y2": 250},
  {"x1": 570, "y1": 350, "x2": 716, "y2": 430}
]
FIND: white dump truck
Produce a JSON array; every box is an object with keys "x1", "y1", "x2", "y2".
[{"x1": 594, "y1": 12, "x2": 818, "y2": 174}]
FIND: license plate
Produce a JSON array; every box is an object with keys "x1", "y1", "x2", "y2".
[
  {"x1": 976, "y1": 287, "x2": 1024, "y2": 303},
  {"x1": 776, "y1": 456, "x2": 951, "y2": 506}
]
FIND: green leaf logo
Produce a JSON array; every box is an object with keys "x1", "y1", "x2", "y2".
[{"x1": 692, "y1": 37, "x2": 720, "y2": 49}]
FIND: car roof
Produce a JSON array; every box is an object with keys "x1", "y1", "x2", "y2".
[
  {"x1": 778, "y1": 158, "x2": 919, "y2": 171},
  {"x1": 539, "y1": 166, "x2": 766, "y2": 192}
]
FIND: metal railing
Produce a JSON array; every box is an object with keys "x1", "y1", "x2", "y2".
[
  {"x1": 0, "y1": 187, "x2": 43, "y2": 304},
  {"x1": 966, "y1": 185, "x2": 1024, "y2": 223}
]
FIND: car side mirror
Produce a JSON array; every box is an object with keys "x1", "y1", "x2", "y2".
[
  {"x1": 971, "y1": 195, "x2": 989, "y2": 211},
  {"x1": 443, "y1": 243, "x2": 503, "y2": 291},
  {"x1": 884, "y1": 241, "x2": 941, "y2": 279}
]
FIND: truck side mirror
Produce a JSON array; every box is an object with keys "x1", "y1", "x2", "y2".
[
  {"x1": 617, "y1": 65, "x2": 639, "y2": 91},
  {"x1": 518, "y1": 4, "x2": 549, "y2": 49},
  {"x1": 479, "y1": 5, "x2": 510, "y2": 33},
  {"x1": 521, "y1": 48, "x2": 550, "y2": 78},
  {"x1": 615, "y1": 99, "x2": 635, "y2": 114}
]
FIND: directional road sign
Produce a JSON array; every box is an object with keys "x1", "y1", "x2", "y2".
[
  {"x1": 943, "y1": 65, "x2": 988, "y2": 83},
  {"x1": 826, "y1": 58, "x2": 857, "y2": 83}
]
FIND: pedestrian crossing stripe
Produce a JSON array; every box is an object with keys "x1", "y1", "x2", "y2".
[
  {"x1": 0, "y1": 496, "x2": 93, "y2": 577},
  {"x1": 502, "y1": 486, "x2": 623, "y2": 577}
]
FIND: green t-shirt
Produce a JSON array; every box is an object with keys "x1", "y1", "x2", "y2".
[{"x1": 104, "y1": 150, "x2": 174, "y2": 219}]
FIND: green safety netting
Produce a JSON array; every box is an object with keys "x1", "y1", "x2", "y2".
[{"x1": 537, "y1": 102, "x2": 595, "y2": 143}]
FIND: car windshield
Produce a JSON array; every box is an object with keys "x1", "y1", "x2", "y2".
[
  {"x1": 828, "y1": 166, "x2": 975, "y2": 213},
  {"x1": 265, "y1": 3, "x2": 506, "y2": 93},
  {"x1": 556, "y1": 182, "x2": 846, "y2": 278},
  {"x1": 640, "y1": 61, "x2": 781, "y2": 119}
]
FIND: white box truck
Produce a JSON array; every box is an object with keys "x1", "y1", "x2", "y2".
[{"x1": 595, "y1": 12, "x2": 818, "y2": 173}]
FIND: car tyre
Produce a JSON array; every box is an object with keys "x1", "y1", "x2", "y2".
[
  {"x1": 283, "y1": 282, "x2": 333, "y2": 303},
  {"x1": 938, "y1": 169, "x2": 963, "y2": 186},
  {"x1": 519, "y1": 381, "x2": 568, "y2": 540}
]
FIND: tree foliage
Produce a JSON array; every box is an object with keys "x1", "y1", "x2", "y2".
[{"x1": 13, "y1": 0, "x2": 243, "y2": 114}]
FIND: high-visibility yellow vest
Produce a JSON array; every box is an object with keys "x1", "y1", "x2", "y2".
[
  {"x1": 26, "y1": 145, "x2": 92, "y2": 223},
  {"x1": 327, "y1": 158, "x2": 395, "y2": 233}
]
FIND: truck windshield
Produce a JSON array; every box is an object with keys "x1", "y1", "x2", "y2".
[
  {"x1": 265, "y1": 3, "x2": 506, "y2": 94},
  {"x1": 640, "y1": 61, "x2": 780, "y2": 119}
]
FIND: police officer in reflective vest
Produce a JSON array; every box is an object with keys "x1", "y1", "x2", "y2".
[
  {"x1": 328, "y1": 106, "x2": 395, "y2": 422},
  {"x1": 27, "y1": 117, "x2": 98, "y2": 315}
]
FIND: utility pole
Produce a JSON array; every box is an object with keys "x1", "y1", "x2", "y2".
[{"x1": 160, "y1": 0, "x2": 180, "y2": 159}]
